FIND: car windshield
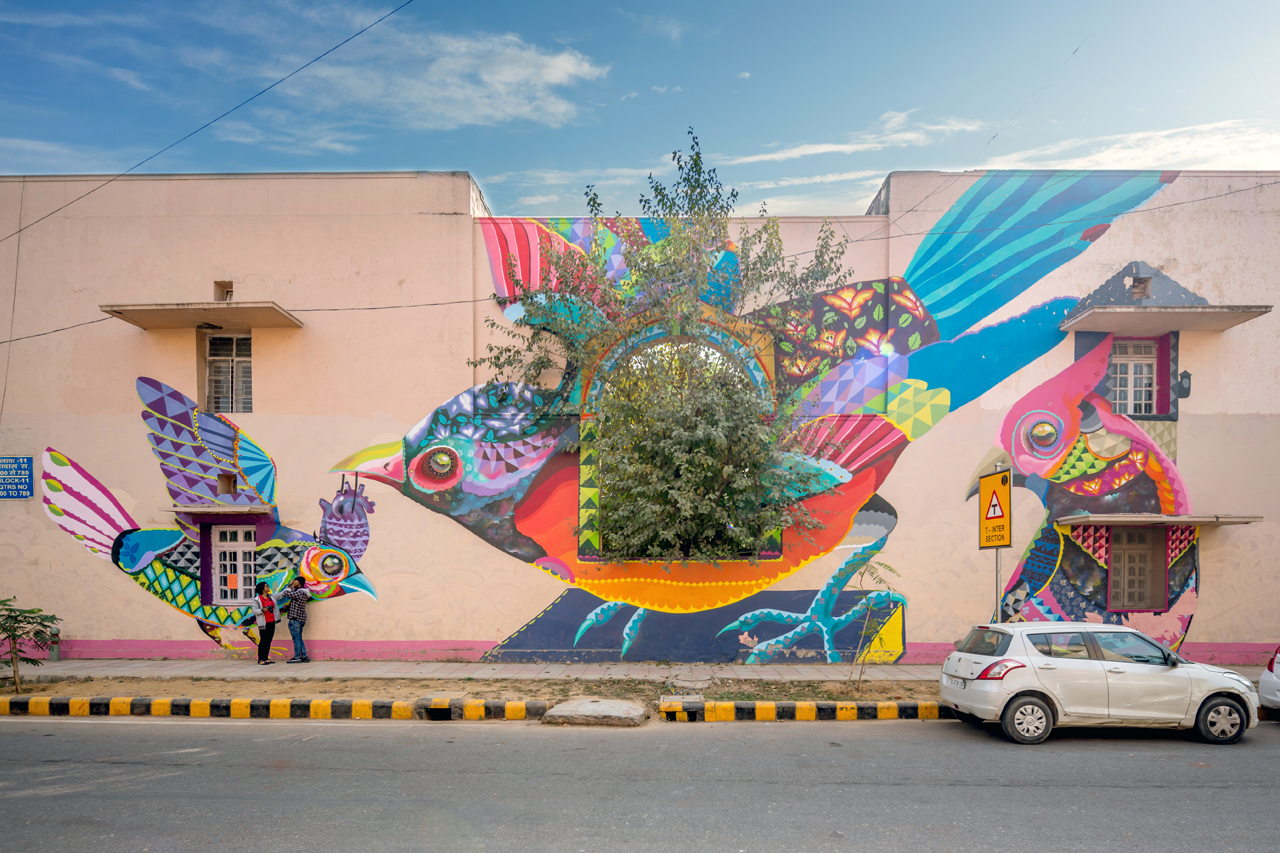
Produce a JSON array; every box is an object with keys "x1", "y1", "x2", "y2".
[{"x1": 956, "y1": 628, "x2": 1012, "y2": 657}]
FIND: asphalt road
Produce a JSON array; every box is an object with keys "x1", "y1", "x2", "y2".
[{"x1": 1, "y1": 715, "x2": 1276, "y2": 852}]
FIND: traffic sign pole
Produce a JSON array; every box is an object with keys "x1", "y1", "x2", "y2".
[{"x1": 977, "y1": 466, "x2": 1012, "y2": 623}]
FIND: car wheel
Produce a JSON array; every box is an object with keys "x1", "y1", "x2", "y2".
[
  {"x1": 1001, "y1": 696, "x2": 1052, "y2": 744},
  {"x1": 1196, "y1": 696, "x2": 1246, "y2": 745}
]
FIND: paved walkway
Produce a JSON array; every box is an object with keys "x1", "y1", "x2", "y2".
[
  {"x1": 23, "y1": 658, "x2": 947, "y2": 682},
  {"x1": 21, "y1": 658, "x2": 1267, "y2": 684}
]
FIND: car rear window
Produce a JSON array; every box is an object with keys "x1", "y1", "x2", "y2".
[
  {"x1": 1028, "y1": 632, "x2": 1091, "y2": 659},
  {"x1": 957, "y1": 628, "x2": 1012, "y2": 657}
]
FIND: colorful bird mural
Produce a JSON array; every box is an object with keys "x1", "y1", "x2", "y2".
[
  {"x1": 336, "y1": 170, "x2": 1180, "y2": 662},
  {"x1": 968, "y1": 334, "x2": 1199, "y2": 649},
  {"x1": 41, "y1": 377, "x2": 376, "y2": 647}
]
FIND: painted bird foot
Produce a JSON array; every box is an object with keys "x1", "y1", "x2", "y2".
[
  {"x1": 722, "y1": 587, "x2": 906, "y2": 664},
  {"x1": 574, "y1": 601, "x2": 648, "y2": 659}
]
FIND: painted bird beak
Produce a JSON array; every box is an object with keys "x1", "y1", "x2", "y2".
[
  {"x1": 331, "y1": 441, "x2": 404, "y2": 486},
  {"x1": 965, "y1": 447, "x2": 1021, "y2": 499},
  {"x1": 338, "y1": 572, "x2": 377, "y2": 601}
]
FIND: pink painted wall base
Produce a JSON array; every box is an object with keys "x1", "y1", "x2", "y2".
[{"x1": 44, "y1": 639, "x2": 498, "y2": 662}]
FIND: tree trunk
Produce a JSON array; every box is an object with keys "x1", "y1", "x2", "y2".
[{"x1": 8, "y1": 643, "x2": 21, "y2": 695}]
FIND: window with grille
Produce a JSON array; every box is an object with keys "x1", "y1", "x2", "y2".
[
  {"x1": 207, "y1": 335, "x2": 252, "y2": 413},
  {"x1": 213, "y1": 526, "x2": 256, "y2": 602},
  {"x1": 1107, "y1": 340, "x2": 1156, "y2": 415},
  {"x1": 1109, "y1": 528, "x2": 1164, "y2": 612}
]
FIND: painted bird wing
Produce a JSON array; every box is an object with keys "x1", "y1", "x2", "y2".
[{"x1": 136, "y1": 377, "x2": 277, "y2": 540}]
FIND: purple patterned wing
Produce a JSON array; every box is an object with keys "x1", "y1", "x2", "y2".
[{"x1": 136, "y1": 377, "x2": 275, "y2": 539}]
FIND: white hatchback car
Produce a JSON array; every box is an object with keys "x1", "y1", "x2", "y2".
[
  {"x1": 1259, "y1": 643, "x2": 1280, "y2": 711},
  {"x1": 940, "y1": 622, "x2": 1260, "y2": 745}
]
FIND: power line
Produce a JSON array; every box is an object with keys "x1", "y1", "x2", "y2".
[
  {"x1": 0, "y1": 317, "x2": 111, "y2": 347},
  {"x1": 0, "y1": 0, "x2": 418, "y2": 248}
]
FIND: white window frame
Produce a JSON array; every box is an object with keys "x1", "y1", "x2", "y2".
[
  {"x1": 213, "y1": 525, "x2": 257, "y2": 603},
  {"x1": 207, "y1": 334, "x2": 252, "y2": 414},
  {"x1": 1107, "y1": 339, "x2": 1156, "y2": 416}
]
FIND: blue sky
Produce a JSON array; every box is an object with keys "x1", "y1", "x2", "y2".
[{"x1": 2, "y1": 0, "x2": 1279, "y2": 215}]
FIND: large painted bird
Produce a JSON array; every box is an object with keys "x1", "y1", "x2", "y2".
[
  {"x1": 41, "y1": 377, "x2": 376, "y2": 647},
  {"x1": 967, "y1": 334, "x2": 1198, "y2": 649},
  {"x1": 336, "y1": 170, "x2": 1180, "y2": 662}
]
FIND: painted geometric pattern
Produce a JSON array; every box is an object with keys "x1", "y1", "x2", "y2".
[
  {"x1": 1143, "y1": 419, "x2": 1178, "y2": 462},
  {"x1": 793, "y1": 414, "x2": 908, "y2": 473},
  {"x1": 1167, "y1": 525, "x2": 1197, "y2": 566},
  {"x1": 806, "y1": 353, "x2": 909, "y2": 418},
  {"x1": 578, "y1": 418, "x2": 601, "y2": 561},
  {"x1": 1052, "y1": 437, "x2": 1109, "y2": 481},
  {"x1": 883, "y1": 380, "x2": 949, "y2": 441},
  {"x1": 1084, "y1": 429, "x2": 1132, "y2": 460},
  {"x1": 1020, "y1": 524, "x2": 1065, "y2": 596},
  {"x1": 476, "y1": 431, "x2": 564, "y2": 480},
  {"x1": 135, "y1": 561, "x2": 247, "y2": 627},
  {"x1": 1068, "y1": 524, "x2": 1111, "y2": 566},
  {"x1": 257, "y1": 542, "x2": 309, "y2": 577}
]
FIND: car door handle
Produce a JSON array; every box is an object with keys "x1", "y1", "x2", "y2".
[
  {"x1": 1038, "y1": 664, "x2": 1057, "y2": 670},
  {"x1": 1108, "y1": 668, "x2": 1125, "y2": 674}
]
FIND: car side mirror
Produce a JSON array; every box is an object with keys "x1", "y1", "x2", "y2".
[
  {"x1": 1164, "y1": 652, "x2": 1178, "y2": 667},
  {"x1": 953, "y1": 640, "x2": 962, "y2": 651}
]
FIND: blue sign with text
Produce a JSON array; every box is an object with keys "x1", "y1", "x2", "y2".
[{"x1": 0, "y1": 456, "x2": 34, "y2": 500}]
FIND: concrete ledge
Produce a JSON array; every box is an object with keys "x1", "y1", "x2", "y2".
[{"x1": 658, "y1": 699, "x2": 954, "y2": 722}]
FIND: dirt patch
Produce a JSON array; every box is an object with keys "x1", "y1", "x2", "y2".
[{"x1": 3, "y1": 676, "x2": 939, "y2": 703}]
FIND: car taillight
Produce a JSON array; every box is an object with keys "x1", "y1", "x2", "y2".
[
  {"x1": 1269, "y1": 643, "x2": 1280, "y2": 674},
  {"x1": 976, "y1": 659, "x2": 1025, "y2": 680}
]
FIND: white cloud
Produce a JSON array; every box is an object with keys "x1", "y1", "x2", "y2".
[
  {"x1": 0, "y1": 11, "x2": 149, "y2": 27},
  {"x1": 981, "y1": 120, "x2": 1280, "y2": 170},
  {"x1": 737, "y1": 72, "x2": 750, "y2": 79},
  {"x1": 485, "y1": 164, "x2": 665, "y2": 188},
  {"x1": 0, "y1": 137, "x2": 136, "y2": 174},
  {"x1": 748, "y1": 183, "x2": 885, "y2": 216},
  {"x1": 725, "y1": 111, "x2": 983, "y2": 164},
  {"x1": 516, "y1": 194, "x2": 560, "y2": 206},
  {"x1": 621, "y1": 91, "x2": 639, "y2": 101},
  {"x1": 212, "y1": 111, "x2": 363, "y2": 155},
  {"x1": 737, "y1": 169, "x2": 884, "y2": 191},
  {"x1": 616, "y1": 10, "x2": 685, "y2": 44},
  {"x1": 104, "y1": 67, "x2": 151, "y2": 91}
]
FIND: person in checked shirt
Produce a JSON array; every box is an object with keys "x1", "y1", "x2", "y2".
[{"x1": 279, "y1": 578, "x2": 313, "y2": 663}]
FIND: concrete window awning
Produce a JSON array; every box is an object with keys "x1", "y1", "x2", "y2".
[
  {"x1": 1060, "y1": 305, "x2": 1271, "y2": 336},
  {"x1": 161, "y1": 505, "x2": 274, "y2": 515},
  {"x1": 1053, "y1": 514, "x2": 1262, "y2": 527},
  {"x1": 100, "y1": 302, "x2": 303, "y2": 330}
]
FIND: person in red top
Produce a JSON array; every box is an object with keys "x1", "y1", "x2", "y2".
[{"x1": 244, "y1": 582, "x2": 279, "y2": 665}]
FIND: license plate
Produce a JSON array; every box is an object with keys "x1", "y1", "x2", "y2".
[{"x1": 946, "y1": 676, "x2": 966, "y2": 689}]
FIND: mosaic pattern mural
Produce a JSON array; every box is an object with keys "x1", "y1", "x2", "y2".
[
  {"x1": 337, "y1": 170, "x2": 1178, "y2": 662},
  {"x1": 986, "y1": 334, "x2": 1199, "y2": 649},
  {"x1": 41, "y1": 378, "x2": 376, "y2": 647}
]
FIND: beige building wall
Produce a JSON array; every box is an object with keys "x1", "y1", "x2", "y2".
[{"x1": 0, "y1": 169, "x2": 1274, "y2": 661}]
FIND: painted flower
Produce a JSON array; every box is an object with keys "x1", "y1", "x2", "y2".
[
  {"x1": 890, "y1": 289, "x2": 927, "y2": 320},
  {"x1": 811, "y1": 327, "x2": 847, "y2": 357},
  {"x1": 782, "y1": 354, "x2": 823, "y2": 378},
  {"x1": 852, "y1": 328, "x2": 896, "y2": 356},
  {"x1": 822, "y1": 286, "x2": 875, "y2": 319}
]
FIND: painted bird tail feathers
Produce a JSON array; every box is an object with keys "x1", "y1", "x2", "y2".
[{"x1": 41, "y1": 448, "x2": 138, "y2": 560}]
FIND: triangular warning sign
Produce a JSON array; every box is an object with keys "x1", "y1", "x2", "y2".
[{"x1": 985, "y1": 491, "x2": 1005, "y2": 520}]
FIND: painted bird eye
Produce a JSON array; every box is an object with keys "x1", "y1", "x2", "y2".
[
  {"x1": 420, "y1": 447, "x2": 459, "y2": 480},
  {"x1": 320, "y1": 553, "x2": 345, "y2": 578},
  {"x1": 1029, "y1": 421, "x2": 1059, "y2": 449}
]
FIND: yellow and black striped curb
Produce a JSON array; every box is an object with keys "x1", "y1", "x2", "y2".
[
  {"x1": 0, "y1": 696, "x2": 556, "y2": 721},
  {"x1": 659, "y1": 699, "x2": 952, "y2": 722},
  {"x1": 0, "y1": 696, "x2": 419, "y2": 720}
]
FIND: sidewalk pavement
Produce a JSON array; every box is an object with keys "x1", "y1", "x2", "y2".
[
  {"x1": 25, "y1": 658, "x2": 946, "y2": 682},
  {"x1": 17, "y1": 659, "x2": 1269, "y2": 684}
]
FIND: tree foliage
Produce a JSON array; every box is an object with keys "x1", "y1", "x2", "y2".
[
  {"x1": 0, "y1": 597, "x2": 61, "y2": 695},
  {"x1": 471, "y1": 130, "x2": 858, "y2": 565}
]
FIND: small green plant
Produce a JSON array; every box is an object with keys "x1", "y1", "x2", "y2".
[
  {"x1": 847, "y1": 561, "x2": 901, "y2": 691},
  {"x1": 0, "y1": 597, "x2": 62, "y2": 695}
]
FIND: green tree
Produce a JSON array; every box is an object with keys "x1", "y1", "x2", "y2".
[
  {"x1": 471, "y1": 130, "x2": 856, "y2": 565},
  {"x1": 0, "y1": 597, "x2": 61, "y2": 695}
]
